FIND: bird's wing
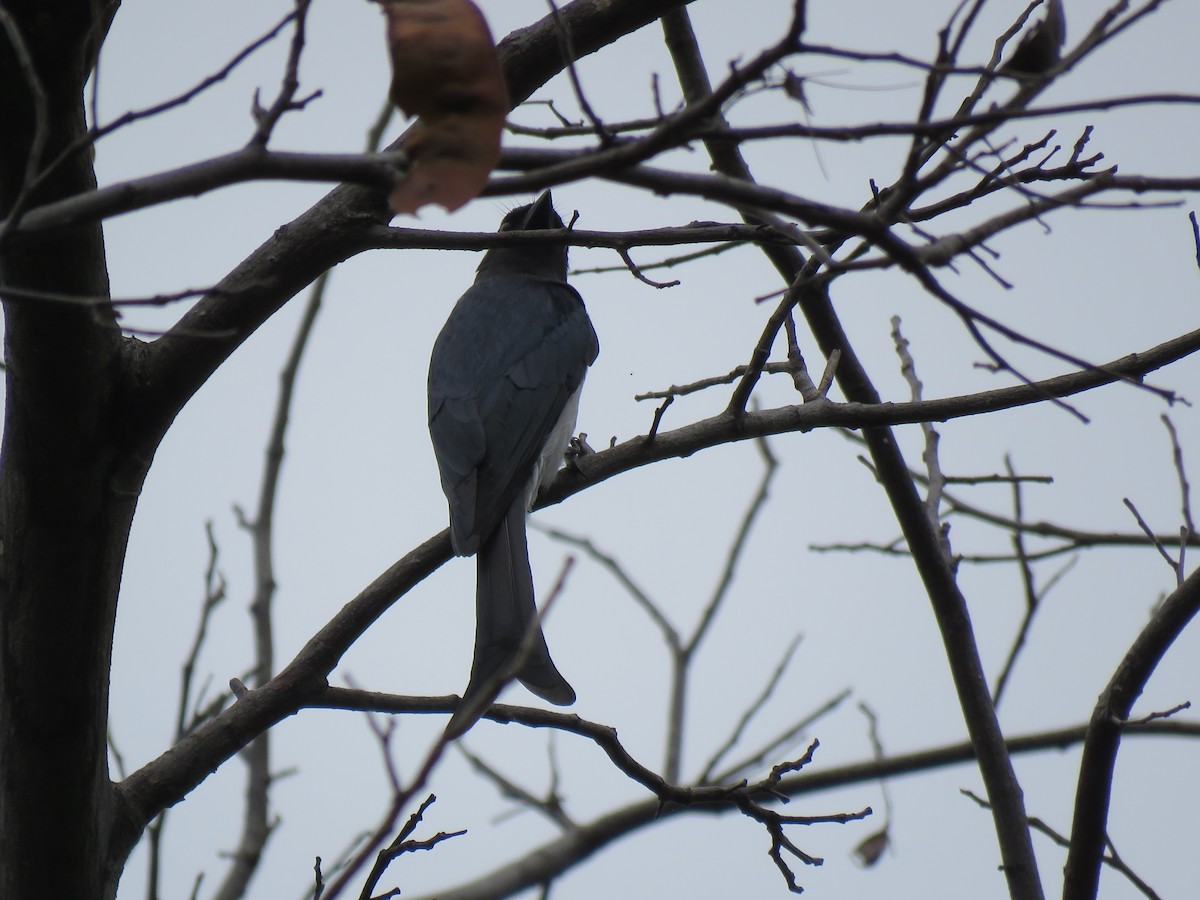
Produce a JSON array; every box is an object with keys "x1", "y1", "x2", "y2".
[{"x1": 429, "y1": 275, "x2": 598, "y2": 554}]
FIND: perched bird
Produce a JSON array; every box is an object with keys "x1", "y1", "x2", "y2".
[
  {"x1": 1001, "y1": 0, "x2": 1065, "y2": 77},
  {"x1": 428, "y1": 191, "x2": 599, "y2": 737}
]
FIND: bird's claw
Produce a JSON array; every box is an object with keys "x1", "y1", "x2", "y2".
[{"x1": 564, "y1": 433, "x2": 595, "y2": 469}]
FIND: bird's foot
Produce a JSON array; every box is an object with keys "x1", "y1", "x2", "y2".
[{"x1": 564, "y1": 432, "x2": 595, "y2": 469}]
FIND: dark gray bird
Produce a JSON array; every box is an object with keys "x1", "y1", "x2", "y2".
[{"x1": 428, "y1": 191, "x2": 598, "y2": 737}]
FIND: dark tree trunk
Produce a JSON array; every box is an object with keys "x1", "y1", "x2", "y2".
[{"x1": 0, "y1": 2, "x2": 134, "y2": 898}]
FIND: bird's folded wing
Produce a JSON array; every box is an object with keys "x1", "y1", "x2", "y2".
[{"x1": 429, "y1": 276, "x2": 598, "y2": 553}]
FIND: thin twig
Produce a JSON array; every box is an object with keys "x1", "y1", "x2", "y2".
[
  {"x1": 355, "y1": 796, "x2": 464, "y2": 900},
  {"x1": 697, "y1": 634, "x2": 805, "y2": 784},
  {"x1": 0, "y1": 5, "x2": 50, "y2": 248},
  {"x1": 667, "y1": 435, "x2": 779, "y2": 781},
  {"x1": 1122, "y1": 498, "x2": 1179, "y2": 573},
  {"x1": 851, "y1": 702, "x2": 893, "y2": 868},
  {"x1": 962, "y1": 788, "x2": 1163, "y2": 900},
  {"x1": 993, "y1": 455, "x2": 1038, "y2": 707},
  {"x1": 1163, "y1": 414, "x2": 1195, "y2": 586},
  {"x1": 249, "y1": 0, "x2": 318, "y2": 148},
  {"x1": 145, "y1": 521, "x2": 228, "y2": 900},
  {"x1": 320, "y1": 697, "x2": 410, "y2": 900},
  {"x1": 457, "y1": 746, "x2": 574, "y2": 831},
  {"x1": 545, "y1": 0, "x2": 612, "y2": 144}
]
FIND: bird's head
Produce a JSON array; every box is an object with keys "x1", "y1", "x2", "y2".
[{"x1": 477, "y1": 190, "x2": 570, "y2": 280}]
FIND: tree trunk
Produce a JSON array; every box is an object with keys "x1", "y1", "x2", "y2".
[{"x1": 0, "y1": 3, "x2": 135, "y2": 898}]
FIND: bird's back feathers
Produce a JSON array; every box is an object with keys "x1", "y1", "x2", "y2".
[{"x1": 429, "y1": 274, "x2": 597, "y2": 554}]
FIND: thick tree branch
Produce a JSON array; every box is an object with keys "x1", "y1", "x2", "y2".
[
  {"x1": 364, "y1": 221, "x2": 797, "y2": 253},
  {"x1": 1063, "y1": 566, "x2": 1200, "y2": 899},
  {"x1": 1, "y1": 149, "x2": 406, "y2": 244}
]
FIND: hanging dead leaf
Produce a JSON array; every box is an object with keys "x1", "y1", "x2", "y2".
[
  {"x1": 379, "y1": 0, "x2": 509, "y2": 214},
  {"x1": 852, "y1": 827, "x2": 891, "y2": 868},
  {"x1": 388, "y1": 114, "x2": 503, "y2": 214}
]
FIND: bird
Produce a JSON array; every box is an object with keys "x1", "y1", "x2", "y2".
[
  {"x1": 428, "y1": 190, "x2": 599, "y2": 738},
  {"x1": 1001, "y1": 0, "x2": 1065, "y2": 77}
]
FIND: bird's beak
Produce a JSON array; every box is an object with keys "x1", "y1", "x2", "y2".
[{"x1": 527, "y1": 189, "x2": 555, "y2": 227}]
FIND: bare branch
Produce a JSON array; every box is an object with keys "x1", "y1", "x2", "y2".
[
  {"x1": 545, "y1": 0, "x2": 612, "y2": 144},
  {"x1": 1122, "y1": 498, "x2": 1179, "y2": 575},
  {"x1": 457, "y1": 746, "x2": 575, "y2": 831},
  {"x1": 696, "y1": 634, "x2": 805, "y2": 784},
  {"x1": 993, "y1": 456, "x2": 1039, "y2": 707},
  {"x1": 320, "y1": 704, "x2": 410, "y2": 900},
  {"x1": 534, "y1": 523, "x2": 681, "y2": 651},
  {"x1": 891, "y1": 317, "x2": 949, "y2": 555},
  {"x1": 684, "y1": 434, "x2": 778, "y2": 661},
  {"x1": 355, "y1": 796, "x2": 464, "y2": 900},
  {"x1": 1, "y1": 148, "x2": 407, "y2": 244},
  {"x1": 249, "y1": 0, "x2": 317, "y2": 148},
  {"x1": 491, "y1": 2, "x2": 808, "y2": 198},
  {"x1": 634, "y1": 359, "x2": 806, "y2": 403},
  {"x1": 332, "y1": 698, "x2": 1195, "y2": 900},
  {"x1": 144, "y1": 520, "x2": 229, "y2": 900},
  {"x1": 1063, "y1": 566, "x2": 1200, "y2": 899},
  {"x1": 1163, "y1": 415, "x2": 1196, "y2": 567},
  {"x1": 962, "y1": 788, "x2": 1162, "y2": 900},
  {"x1": 0, "y1": 4, "x2": 50, "y2": 247}
]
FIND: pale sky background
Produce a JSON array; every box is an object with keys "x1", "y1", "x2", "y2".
[{"x1": 47, "y1": 0, "x2": 1200, "y2": 897}]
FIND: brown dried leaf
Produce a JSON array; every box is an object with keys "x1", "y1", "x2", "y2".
[
  {"x1": 388, "y1": 114, "x2": 503, "y2": 214},
  {"x1": 380, "y1": 0, "x2": 509, "y2": 213},
  {"x1": 852, "y1": 828, "x2": 891, "y2": 868}
]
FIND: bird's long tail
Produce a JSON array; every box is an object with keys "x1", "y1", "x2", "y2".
[{"x1": 445, "y1": 498, "x2": 575, "y2": 738}]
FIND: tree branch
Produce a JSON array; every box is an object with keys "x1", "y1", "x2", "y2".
[
  {"x1": 1063, "y1": 566, "x2": 1200, "y2": 899},
  {"x1": 294, "y1": 684, "x2": 1200, "y2": 900}
]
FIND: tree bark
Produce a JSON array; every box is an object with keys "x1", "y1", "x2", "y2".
[{"x1": 0, "y1": 3, "x2": 135, "y2": 899}]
